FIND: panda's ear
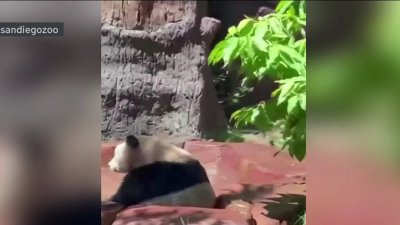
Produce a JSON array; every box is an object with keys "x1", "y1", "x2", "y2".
[{"x1": 126, "y1": 135, "x2": 139, "y2": 148}]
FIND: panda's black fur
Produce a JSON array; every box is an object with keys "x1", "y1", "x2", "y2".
[{"x1": 108, "y1": 135, "x2": 215, "y2": 209}]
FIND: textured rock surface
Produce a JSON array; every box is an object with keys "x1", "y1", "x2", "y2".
[
  {"x1": 114, "y1": 206, "x2": 247, "y2": 225},
  {"x1": 184, "y1": 141, "x2": 306, "y2": 225},
  {"x1": 101, "y1": 140, "x2": 306, "y2": 225},
  {"x1": 101, "y1": 1, "x2": 226, "y2": 140}
]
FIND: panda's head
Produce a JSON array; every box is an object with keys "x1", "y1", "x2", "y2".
[
  {"x1": 108, "y1": 135, "x2": 194, "y2": 173},
  {"x1": 108, "y1": 135, "x2": 140, "y2": 173}
]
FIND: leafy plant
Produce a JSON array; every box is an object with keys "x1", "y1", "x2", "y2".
[
  {"x1": 295, "y1": 210, "x2": 306, "y2": 225},
  {"x1": 208, "y1": 0, "x2": 306, "y2": 161}
]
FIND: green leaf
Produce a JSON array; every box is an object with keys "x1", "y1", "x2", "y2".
[
  {"x1": 256, "y1": 66, "x2": 268, "y2": 78},
  {"x1": 271, "y1": 33, "x2": 288, "y2": 40},
  {"x1": 271, "y1": 87, "x2": 280, "y2": 98},
  {"x1": 241, "y1": 58, "x2": 256, "y2": 76},
  {"x1": 255, "y1": 105, "x2": 273, "y2": 131},
  {"x1": 230, "y1": 109, "x2": 241, "y2": 121},
  {"x1": 227, "y1": 26, "x2": 237, "y2": 37},
  {"x1": 222, "y1": 37, "x2": 239, "y2": 66},
  {"x1": 254, "y1": 113, "x2": 273, "y2": 131},
  {"x1": 279, "y1": 52, "x2": 295, "y2": 67},
  {"x1": 250, "y1": 108, "x2": 260, "y2": 123},
  {"x1": 287, "y1": 95, "x2": 298, "y2": 114},
  {"x1": 208, "y1": 40, "x2": 227, "y2": 65},
  {"x1": 276, "y1": 45, "x2": 305, "y2": 76},
  {"x1": 295, "y1": 39, "x2": 306, "y2": 56},
  {"x1": 231, "y1": 107, "x2": 252, "y2": 128},
  {"x1": 300, "y1": 94, "x2": 307, "y2": 111},
  {"x1": 244, "y1": 40, "x2": 257, "y2": 62},
  {"x1": 277, "y1": 81, "x2": 294, "y2": 105},
  {"x1": 278, "y1": 45, "x2": 304, "y2": 64},
  {"x1": 297, "y1": 17, "x2": 306, "y2": 27},
  {"x1": 253, "y1": 37, "x2": 269, "y2": 52},
  {"x1": 287, "y1": 6, "x2": 296, "y2": 17},
  {"x1": 264, "y1": 102, "x2": 285, "y2": 121},
  {"x1": 299, "y1": 0, "x2": 306, "y2": 18},
  {"x1": 237, "y1": 18, "x2": 255, "y2": 36},
  {"x1": 294, "y1": 117, "x2": 306, "y2": 136},
  {"x1": 290, "y1": 138, "x2": 306, "y2": 161},
  {"x1": 236, "y1": 37, "x2": 249, "y2": 58},
  {"x1": 286, "y1": 20, "x2": 294, "y2": 32},
  {"x1": 291, "y1": 62, "x2": 305, "y2": 76},
  {"x1": 269, "y1": 17, "x2": 283, "y2": 34},
  {"x1": 267, "y1": 45, "x2": 279, "y2": 66},
  {"x1": 276, "y1": 0, "x2": 294, "y2": 14},
  {"x1": 277, "y1": 91, "x2": 288, "y2": 106},
  {"x1": 232, "y1": 37, "x2": 246, "y2": 60},
  {"x1": 254, "y1": 21, "x2": 269, "y2": 39}
]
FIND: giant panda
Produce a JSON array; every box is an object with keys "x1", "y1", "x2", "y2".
[{"x1": 107, "y1": 135, "x2": 216, "y2": 209}]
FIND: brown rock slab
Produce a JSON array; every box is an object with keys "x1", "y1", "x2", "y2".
[
  {"x1": 102, "y1": 202, "x2": 125, "y2": 225},
  {"x1": 114, "y1": 206, "x2": 247, "y2": 225}
]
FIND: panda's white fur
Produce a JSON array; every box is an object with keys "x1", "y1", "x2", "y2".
[
  {"x1": 108, "y1": 136, "x2": 193, "y2": 172},
  {"x1": 107, "y1": 135, "x2": 215, "y2": 208}
]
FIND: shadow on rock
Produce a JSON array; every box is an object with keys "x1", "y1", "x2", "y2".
[
  {"x1": 215, "y1": 184, "x2": 274, "y2": 208},
  {"x1": 260, "y1": 194, "x2": 306, "y2": 225}
]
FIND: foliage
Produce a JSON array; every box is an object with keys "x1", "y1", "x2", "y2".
[
  {"x1": 208, "y1": 0, "x2": 306, "y2": 161},
  {"x1": 295, "y1": 211, "x2": 306, "y2": 225}
]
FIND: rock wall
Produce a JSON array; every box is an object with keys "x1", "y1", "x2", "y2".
[{"x1": 101, "y1": 1, "x2": 226, "y2": 140}]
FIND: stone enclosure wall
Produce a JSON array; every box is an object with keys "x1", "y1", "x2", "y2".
[
  {"x1": 101, "y1": 1, "x2": 276, "y2": 141},
  {"x1": 101, "y1": 1, "x2": 226, "y2": 141}
]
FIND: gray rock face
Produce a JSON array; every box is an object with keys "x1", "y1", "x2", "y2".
[{"x1": 101, "y1": 1, "x2": 226, "y2": 141}]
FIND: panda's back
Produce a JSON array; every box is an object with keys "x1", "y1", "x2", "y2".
[{"x1": 111, "y1": 159, "x2": 215, "y2": 207}]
